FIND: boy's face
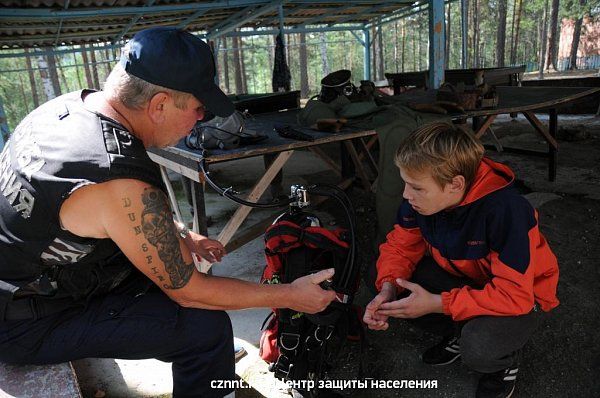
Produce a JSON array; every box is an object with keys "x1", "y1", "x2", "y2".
[{"x1": 399, "y1": 167, "x2": 465, "y2": 216}]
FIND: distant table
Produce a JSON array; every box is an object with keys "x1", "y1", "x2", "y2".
[
  {"x1": 386, "y1": 65, "x2": 526, "y2": 93},
  {"x1": 392, "y1": 86, "x2": 600, "y2": 181},
  {"x1": 148, "y1": 109, "x2": 377, "y2": 252}
]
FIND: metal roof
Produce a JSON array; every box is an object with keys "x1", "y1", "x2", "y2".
[{"x1": 0, "y1": 0, "x2": 421, "y2": 49}]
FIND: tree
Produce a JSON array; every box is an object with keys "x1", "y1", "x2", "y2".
[
  {"x1": 546, "y1": 0, "x2": 560, "y2": 70},
  {"x1": 222, "y1": 37, "x2": 230, "y2": 93},
  {"x1": 24, "y1": 48, "x2": 39, "y2": 108},
  {"x1": 81, "y1": 45, "x2": 94, "y2": 88},
  {"x1": 319, "y1": 32, "x2": 330, "y2": 77},
  {"x1": 538, "y1": 0, "x2": 549, "y2": 79},
  {"x1": 569, "y1": 0, "x2": 587, "y2": 69},
  {"x1": 472, "y1": 0, "x2": 480, "y2": 67},
  {"x1": 298, "y1": 33, "x2": 309, "y2": 98},
  {"x1": 89, "y1": 45, "x2": 100, "y2": 89},
  {"x1": 496, "y1": 0, "x2": 508, "y2": 67},
  {"x1": 377, "y1": 25, "x2": 385, "y2": 80},
  {"x1": 510, "y1": 0, "x2": 523, "y2": 65},
  {"x1": 232, "y1": 35, "x2": 244, "y2": 94}
]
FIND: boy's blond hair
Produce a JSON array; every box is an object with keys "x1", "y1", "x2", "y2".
[{"x1": 394, "y1": 122, "x2": 484, "y2": 188}]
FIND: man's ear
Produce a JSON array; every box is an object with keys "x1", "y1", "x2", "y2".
[
  {"x1": 147, "y1": 92, "x2": 169, "y2": 124},
  {"x1": 449, "y1": 175, "x2": 466, "y2": 193}
]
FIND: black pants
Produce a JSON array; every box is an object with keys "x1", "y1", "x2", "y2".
[
  {"x1": 366, "y1": 257, "x2": 540, "y2": 373},
  {"x1": 0, "y1": 288, "x2": 235, "y2": 398}
]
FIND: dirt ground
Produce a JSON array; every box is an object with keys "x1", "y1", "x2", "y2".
[{"x1": 313, "y1": 113, "x2": 600, "y2": 398}]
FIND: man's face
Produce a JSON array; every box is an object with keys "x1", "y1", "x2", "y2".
[
  {"x1": 399, "y1": 167, "x2": 457, "y2": 216},
  {"x1": 159, "y1": 95, "x2": 206, "y2": 147}
]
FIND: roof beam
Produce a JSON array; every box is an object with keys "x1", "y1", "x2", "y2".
[
  {"x1": 176, "y1": 8, "x2": 210, "y2": 29},
  {"x1": 53, "y1": 0, "x2": 71, "y2": 46},
  {"x1": 0, "y1": 42, "x2": 120, "y2": 59},
  {"x1": 0, "y1": 1, "x2": 268, "y2": 19},
  {"x1": 207, "y1": 0, "x2": 289, "y2": 40},
  {"x1": 211, "y1": 24, "x2": 364, "y2": 38},
  {"x1": 297, "y1": 4, "x2": 357, "y2": 28},
  {"x1": 365, "y1": 0, "x2": 456, "y2": 28},
  {"x1": 0, "y1": 0, "x2": 389, "y2": 20},
  {"x1": 113, "y1": 0, "x2": 157, "y2": 43},
  {"x1": 208, "y1": 5, "x2": 260, "y2": 33},
  {"x1": 332, "y1": 2, "x2": 397, "y2": 26}
]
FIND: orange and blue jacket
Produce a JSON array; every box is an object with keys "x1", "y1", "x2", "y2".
[{"x1": 376, "y1": 158, "x2": 559, "y2": 321}]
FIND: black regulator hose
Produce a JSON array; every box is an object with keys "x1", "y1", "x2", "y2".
[
  {"x1": 306, "y1": 184, "x2": 357, "y2": 290},
  {"x1": 198, "y1": 157, "x2": 358, "y2": 289},
  {"x1": 199, "y1": 157, "x2": 294, "y2": 209}
]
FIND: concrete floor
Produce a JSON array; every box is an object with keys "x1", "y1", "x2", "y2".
[{"x1": 72, "y1": 149, "x2": 342, "y2": 398}]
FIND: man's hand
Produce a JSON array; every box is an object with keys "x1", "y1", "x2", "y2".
[
  {"x1": 363, "y1": 282, "x2": 397, "y2": 331},
  {"x1": 376, "y1": 278, "x2": 442, "y2": 319},
  {"x1": 186, "y1": 232, "x2": 225, "y2": 263},
  {"x1": 287, "y1": 268, "x2": 337, "y2": 314}
]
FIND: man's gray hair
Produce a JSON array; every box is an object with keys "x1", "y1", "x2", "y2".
[{"x1": 104, "y1": 61, "x2": 193, "y2": 110}]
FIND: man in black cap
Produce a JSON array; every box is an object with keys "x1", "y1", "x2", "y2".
[{"x1": 0, "y1": 27, "x2": 336, "y2": 398}]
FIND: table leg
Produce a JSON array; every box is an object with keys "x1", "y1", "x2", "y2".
[
  {"x1": 217, "y1": 150, "x2": 294, "y2": 247},
  {"x1": 190, "y1": 178, "x2": 208, "y2": 236},
  {"x1": 343, "y1": 140, "x2": 371, "y2": 191},
  {"x1": 263, "y1": 153, "x2": 284, "y2": 199},
  {"x1": 548, "y1": 108, "x2": 558, "y2": 182}
]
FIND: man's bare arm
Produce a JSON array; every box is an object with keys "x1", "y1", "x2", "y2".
[{"x1": 60, "y1": 179, "x2": 335, "y2": 312}]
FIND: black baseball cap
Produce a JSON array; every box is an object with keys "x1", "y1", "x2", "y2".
[{"x1": 120, "y1": 26, "x2": 234, "y2": 117}]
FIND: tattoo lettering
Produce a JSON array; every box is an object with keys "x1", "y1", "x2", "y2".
[
  {"x1": 122, "y1": 197, "x2": 131, "y2": 207},
  {"x1": 141, "y1": 188, "x2": 193, "y2": 289},
  {"x1": 128, "y1": 212, "x2": 136, "y2": 222},
  {"x1": 133, "y1": 225, "x2": 142, "y2": 235},
  {"x1": 141, "y1": 243, "x2": 148, "y2": 252},
  {"x1": 146, "y1": 255, "x2": 153, "y2": 264}
]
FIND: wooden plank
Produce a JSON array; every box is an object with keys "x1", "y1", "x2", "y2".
[
  {"x1": 343, "y1": 141, "x2": 371, "y2": 191},
  {"x1": 308, "y1": 146, "x2": 342, "y2": 176},
  {"x1": 474, "y1": 114, "x2": 497, "y2": 138},
  {"x1": 522, "y1": 111, "x2": 559, "y2": 150},
  {"x1": 358, "y1": 137, "x2": 378, "y2": 176},
  {"x1": 217, "y1": 150, "x2": 294, "y2": 247}
]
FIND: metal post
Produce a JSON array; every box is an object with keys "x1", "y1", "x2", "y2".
[
  {"x1": 549, "y1": 108, "x2": 557, "y2": 182},
  {"x1": 363, "y1": 28, "x2": 371, "y2": 81},
  {"x1": 0, "y1": 96, "x2": 8, "y2": 149},
  {"x1": 461, "y1": 0, "x2": 468, "y2": 68},
  {"x1": 428, "y1": 0, "x2": 445, "y2": 89}
]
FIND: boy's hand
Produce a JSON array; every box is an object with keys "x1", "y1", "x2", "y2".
[
  {"x1": 363, "y1": 282, "x2": 397, "y2": 331},
  {"x1": 376, "y1": 278, "x2": 442, "y2": 319}
]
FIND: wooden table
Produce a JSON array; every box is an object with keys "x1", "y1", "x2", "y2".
[
  {"x1": 392, "y1": 86, "x2": 600, "y2": 181},
  {"x1": 147, "y1": 109, "x2": 377, "y2": 252},
  {"x1": 386, "y1": 65, "x2": 526, "y2": 93}
]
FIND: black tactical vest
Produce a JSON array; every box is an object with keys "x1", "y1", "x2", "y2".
[{"x1": 0, "y1": 90, "x2": 165, "y2": 320}]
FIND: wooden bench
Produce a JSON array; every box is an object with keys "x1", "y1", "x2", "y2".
[{"x1": 0, "y1": 361, "x2": 81, "y2": 397}]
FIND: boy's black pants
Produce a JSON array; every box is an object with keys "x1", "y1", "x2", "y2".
[
  {"x1": 0, "y1": 288, "x2": 235, "y2": 398},
  {"x1": 366, "y1": 257, "x2": 541, "y2": 373}
]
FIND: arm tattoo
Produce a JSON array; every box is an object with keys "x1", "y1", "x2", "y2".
[{"x1": 141, "y1": 187, "x2": 193, "y2": 289}]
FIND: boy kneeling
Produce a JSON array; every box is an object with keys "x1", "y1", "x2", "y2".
[{"x1": 364, "y1": 122, "x2": 559, "y2": 398}]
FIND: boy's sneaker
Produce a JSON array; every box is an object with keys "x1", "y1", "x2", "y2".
[
  {"x1": 476, "y1": 363, "x2": 519, "y2": 398},
  {"x1": 421, "y1": 335, "x2": 461, "y2": 365}
]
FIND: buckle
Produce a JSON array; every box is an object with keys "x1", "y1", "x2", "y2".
[
  {"x1": 279, "y1": 333, "x2": 300, "y2": 351},
  {"x1": 314, "y1": 325, "x2": 334, "y2": 342}
]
